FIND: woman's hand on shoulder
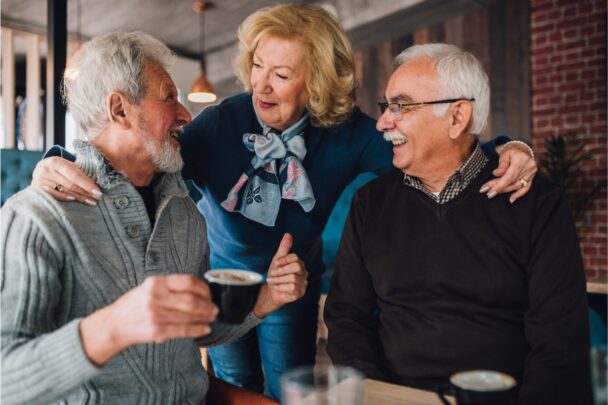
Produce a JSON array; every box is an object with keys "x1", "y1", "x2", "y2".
[
  {"x1": 32, "y1": 157, "x2": 102, "y2": 205},
  {"x1": 480, "y1": 141, "x2": 537, "y2": 203}
]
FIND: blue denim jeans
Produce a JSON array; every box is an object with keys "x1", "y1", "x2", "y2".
[{"x1": 208, "y1": 280, "x2": 321, "y2": 400}]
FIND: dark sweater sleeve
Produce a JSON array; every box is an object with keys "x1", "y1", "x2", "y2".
[
  {"x1": 324, "y1": 190, "x2": 387, "y2": 380},
  {"x1": 481, "y1": 135, "x2": 511, "y2": 157},
  {"x1": 44, "y1": 145, "x2": 77, "y2": 161},
  {"x1": 179, "y1": 104, "x2": 220, "y2": 182},
  {"x1": 519, "y1": 186, "x2": 592, "y2": 405}
]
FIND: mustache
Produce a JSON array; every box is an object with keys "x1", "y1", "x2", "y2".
[{"x1": 169, "y1": 126, "x2": 184, "y2": 136}]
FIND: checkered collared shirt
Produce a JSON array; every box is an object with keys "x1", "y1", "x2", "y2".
[{"x1": 402, "y1": 142, "x2": 489, "y2": 204}]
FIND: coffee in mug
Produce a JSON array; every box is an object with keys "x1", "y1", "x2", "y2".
[
  {"x1": 204, "y1": 269, "x2": 263, "y2": 324},
  {"x1": 438, "y1": 370, "x2": 517, "y2": 405}
]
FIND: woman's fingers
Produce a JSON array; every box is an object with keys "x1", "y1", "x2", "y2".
[
  {"x1": 32, "y1": 157, "x2": 102, "y2": 204},
  {"x1": 40, "y1": 176, "x2": 97, "y2": 205}
]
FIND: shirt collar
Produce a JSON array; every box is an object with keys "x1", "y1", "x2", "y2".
[{"x1": 402, "y1": 142, "x2": 488, "y2": 204}]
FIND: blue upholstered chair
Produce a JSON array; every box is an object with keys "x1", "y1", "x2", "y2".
[
  {"x1": 1, "y1": 149, "x2": 44, "y2": 206},
  {"x1": 321, "y1": 173, "x2": 376, "y2": 293}
]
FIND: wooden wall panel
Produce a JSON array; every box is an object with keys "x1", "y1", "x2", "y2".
[{"x1": 351, "y1": 1, "x2": 530, "y2": 143}]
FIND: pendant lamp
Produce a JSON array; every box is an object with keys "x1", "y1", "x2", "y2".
[{"x1": 188, "y1": 1, "x2": 217, "y2": 103}]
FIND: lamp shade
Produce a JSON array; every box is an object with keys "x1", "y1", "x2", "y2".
[{"x1": 188, "y1": 69, "x2": 217, "y2": 103}]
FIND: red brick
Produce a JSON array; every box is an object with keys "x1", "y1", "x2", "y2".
[
  {"x1": 530, "y1": 1, "x2": 557, "y2": 13},
  {"x1": 558, "y1": 84, "x2": 585, "y2": 93},
  {"x1": 533, "y1": 45, "x2": 557, "y2": 56},
  {"x1": 581, "y1": 114, "x2": 596, "y2": 124},
  {"x1": 549, "y1": 8, "x2": 564, "y2": 19},
  {"x1": 533, "y1": 109, "x2": 557, "y2": 118},
  {"x1": 563, "y1": 5, "x2": 578, "y2": 17},
  {"x1": 557, "y1": 17, "x2": 589, "y2": 30},
  {"x1": 557, "y1": 40, "x2": 586, "y2": 52},
  {"x1": 585, "y1": 269, "x2": 598, "y2": 278},
  {"x1": 561, "y1": 61, "x2": 588, "y2": 71},
  {"x1": 537, "y1": 119, "x2": 550, "y2": 128},
  {"x1": 549, "y1": 54, "x2": 565, "y2": 64},
  {"x1": 533, "y1": 56, "x2": 550, "y2": 68},
  {"x1": 534, "y1": 86, "x2": 557, "y2": 96},
  {"x1": 584, "y1": 247, "x2": 598, "y2": 255},
  {"x1": 533, "y1": 12, "x2": 549, "y2": 24},
  {"x1": 560, "y1": 105, "x2": 587, "y2": 114},
  {"x1": 565, "y1": 50, "x2": 582, "y2": 61},
  {"x1": 533, "y1": 75, "x2": 550, "y2": 87},
  {"x1": 589, "y1": 35, "x2": 607, "y2": 46}
]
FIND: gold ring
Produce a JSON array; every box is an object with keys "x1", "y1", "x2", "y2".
[
  {"x1": 519, "y1": 178, "x2": 528, "y2": 189},
  {"x1": 53, "y1": 183, "x2": 64, "y2": 192}
]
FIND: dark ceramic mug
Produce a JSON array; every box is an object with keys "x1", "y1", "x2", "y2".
[
  {"x1": 204, "y1": 269, "x2": 263, "y2": 324},
  {"x1": 437, "y1": 370, "x2": 517, "y2": 405}
]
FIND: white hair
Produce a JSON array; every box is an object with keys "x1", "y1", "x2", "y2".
[
  {"x1": 62, "y1": 31, "x2": 175, "y2": 139},
  {"x1": 394, "y1": 43, "x2": 490, "y2": 136}
]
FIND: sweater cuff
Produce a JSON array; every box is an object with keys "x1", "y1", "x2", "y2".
[
  {"x1": 38, "y1": 318, "x2": 101, "y2": 396},
  {"x1": 242, "y1": 311, "x2": 264, "y2": 328},
  {"x1": 195, "y1": 312, "x2": 264, "y2": 347}
]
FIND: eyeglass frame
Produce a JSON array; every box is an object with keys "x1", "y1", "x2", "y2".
[{"x1": 378, "y1": 98, "x2": 475, "y2": 119}]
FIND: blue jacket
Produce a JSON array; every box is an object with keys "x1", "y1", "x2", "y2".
[{"x1": 182, "y1": 93, "x2": 394, "y2": 281}]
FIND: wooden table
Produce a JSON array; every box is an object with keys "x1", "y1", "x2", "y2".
[
  {"x1": 365, "y1": 379, "x2": 455, "y2": 405},
  {"x1": 587, "y1": 279, "x2": 608, "y2": 294}
]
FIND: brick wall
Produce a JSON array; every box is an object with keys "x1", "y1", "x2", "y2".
[{"x1": 530, "y1": 0, "x2": 607, "y2": 279}]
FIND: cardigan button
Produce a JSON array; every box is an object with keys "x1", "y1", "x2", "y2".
[
  {"x1": 114, "y1": 196, "x2": 130, "y2": 209},
  {"x1": 148, "y1": 251, "x2": 159, "y2": 264},
  {"x1": 125, "y1": 224, "x2": 141, "y2": 238}
]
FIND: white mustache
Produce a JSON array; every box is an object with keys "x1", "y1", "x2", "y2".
[{"x1": 169, "y1": 126, "x2": 184, "y2": 136}]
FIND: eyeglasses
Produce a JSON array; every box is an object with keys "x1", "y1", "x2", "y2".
[{"x1": 378, "y1": 98, "x2": 475, "y2": 120}]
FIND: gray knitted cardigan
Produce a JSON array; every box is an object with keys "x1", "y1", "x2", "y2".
[{"x1": 1, "y1": 141, "x2": 262, "y2": 404}]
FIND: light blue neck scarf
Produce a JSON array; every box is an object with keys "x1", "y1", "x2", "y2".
[{"x1": 221, "y1": 106, "x2": 316, "y2": 226}]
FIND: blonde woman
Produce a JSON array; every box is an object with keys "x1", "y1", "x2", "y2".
[{"x1": 33, "y1": 4, "x2": 537, "y2": 400}]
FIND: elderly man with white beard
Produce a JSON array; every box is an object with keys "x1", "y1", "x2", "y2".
[
  {"x1": 1, "y1": 31, "x2": 306, "y2": 405},
  {"x1": 325, "y1": 43, "x2": 592, "y2": 405}
]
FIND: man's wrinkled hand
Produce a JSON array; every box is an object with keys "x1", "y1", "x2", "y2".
[{"x1": 80, "y1": 274, "x2": 218, "y2": 366}]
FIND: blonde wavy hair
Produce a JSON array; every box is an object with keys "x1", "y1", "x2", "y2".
[{"x1": 234, "y1": 4, "x2": 357, "y2": 128}]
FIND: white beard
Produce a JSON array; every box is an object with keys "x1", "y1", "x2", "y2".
[{"x1": 138, "y1": 116, "x2": 184, "y2": 173}]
